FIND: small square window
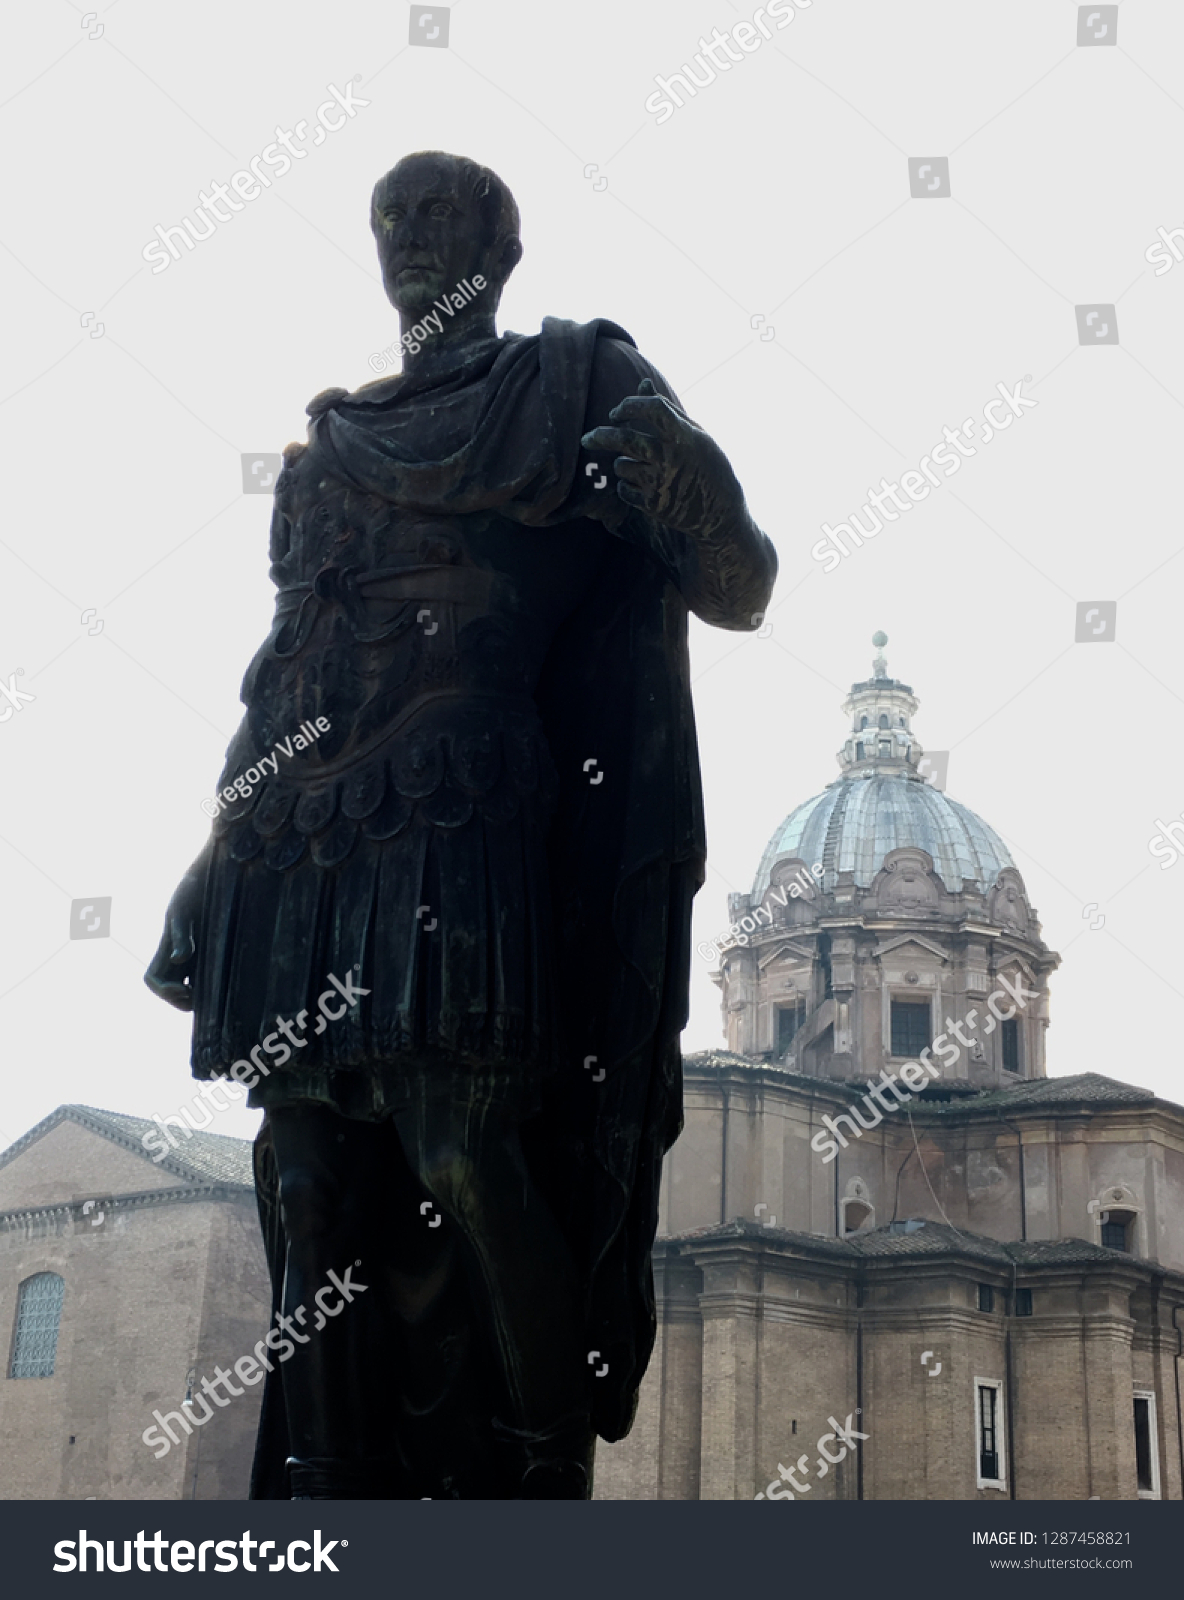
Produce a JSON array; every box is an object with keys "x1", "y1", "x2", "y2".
[
  {"x1": 1101, "y1": 1210, "x2": 1135, "y2": 1252},
  {"x1": 978, "y1": 1283, "x2": 994, "y2": 1314},
  {"x1": 1014, "y1": 1288, "x2": 1032, "y2": 1317}
]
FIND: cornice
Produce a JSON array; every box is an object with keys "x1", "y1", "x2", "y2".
[{"x1": 0, "y1": 1183, "x2": 257, "y2": 1234}]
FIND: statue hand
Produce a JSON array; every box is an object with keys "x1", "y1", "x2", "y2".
[
  {"x1": 144, "y1": 874, "x2": 202, "y2": 1012},
  {"x1": 581, "y1": 378, "x2": 744, "y2": 536}
]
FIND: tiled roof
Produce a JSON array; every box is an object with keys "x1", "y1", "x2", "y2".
[
  {"x1": 667, "y1": 1218, "x2": 1164, "y2": 1272},
  {"x1": 943, "y1": 1073, "x2": 1159, "y2": 1113},
  {"x1": 0, "y1": 1104, "x2": 255, "y2": 1192},
  {"x1": 681, "y1": 1055, "x2": 1181, "y2": 1120}
]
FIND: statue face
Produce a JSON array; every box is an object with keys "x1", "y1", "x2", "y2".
[{"x1": 371, "y1": 155, "x2": 496, "y2": 318}]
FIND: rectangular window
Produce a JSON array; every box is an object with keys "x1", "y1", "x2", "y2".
[
  {"x1": 1001, "y1": 1017, "x2": 1020, "y2": 1072},
  {"x1": 975, "y1": 1379, "x2": 1006, "y2": 1489},
  {"x1": 1101, "y1": 1214, "x2": 1131, "y2": 1252},
  {"x1": 776, "y1": 1005, "x2": 801, "y2": 1055},
  {"x1": 1014, "y1": 1288, "x2": 1032, "y2": 1317},
  {"x1": 1133, "y1": 1393, "x2": 1160, "y2": 1498},
  {"x1": 978, "y1": 1283, "x2": 994, "y2": 1314},
  {"x1": 890, "y1": 999, "x2": 930, "y2": 1058}
]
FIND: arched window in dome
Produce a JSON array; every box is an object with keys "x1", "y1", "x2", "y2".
[
  {"x1": 898, "y1": 716, "x2": 905, "y2": 726},
  {"x1": 9, "y1": 1272, "x2": 65, "y2": 1378},
  {"x1": 859, "y1": 715, "x2": 868, "y2": 729},
  {"x1": 878, "y1": 714, "x2": 889, "y2": 729}
]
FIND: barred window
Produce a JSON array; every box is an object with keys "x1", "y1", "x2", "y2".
[
  {"x1": 9, "y1": 1272, "x2": 65, "y2": 1379},
  {"x1": 1101, "y1": 1211, "x2": 1135, "y2": 1252},
  {"x1": 977, "y1": 1382, "x2": 1003, "y2": 1484}
]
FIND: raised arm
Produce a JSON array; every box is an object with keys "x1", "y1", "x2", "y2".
[{"x1": 581, "y1": 377, "x2": 777, "y2": 630}]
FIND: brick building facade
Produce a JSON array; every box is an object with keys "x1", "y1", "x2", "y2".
[{"x1": 0, "y1": 1105, "x2": 266, "y2": 1500}]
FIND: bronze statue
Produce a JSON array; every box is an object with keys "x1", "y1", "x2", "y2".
[{"x1": 146, "y1": 150, "x2": 776, "y2": 1499}]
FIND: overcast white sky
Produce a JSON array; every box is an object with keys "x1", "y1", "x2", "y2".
[{"x1": 2, "y1": 0, "x2": 1182, "y2": 1153}]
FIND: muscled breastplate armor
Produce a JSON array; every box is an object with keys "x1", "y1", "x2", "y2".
[{"x1": 212, "y1": 437, "x2": 609, "y2": 861}]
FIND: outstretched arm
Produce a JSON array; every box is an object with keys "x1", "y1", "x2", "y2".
[{"x1": 581, "y1": 378, "x2": 777, "y2": 630}]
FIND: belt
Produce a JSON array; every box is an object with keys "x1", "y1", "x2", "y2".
[
  {"x1": 250, "y1": 688, "x2": 541, "y2": 785},
  {"x1": 274, "y1": 562, "x2": 496, "y2": 616}
]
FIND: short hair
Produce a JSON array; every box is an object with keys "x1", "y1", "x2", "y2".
[{"x1": 371, "y1": 151, "x2": 520, "y2": 274}]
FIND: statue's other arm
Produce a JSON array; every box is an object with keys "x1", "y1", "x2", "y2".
[
  {"x1": 145, "y1": 489, "x2": 297, "y2": 1012},
  {"x1": 143, "y1": 836, "x2": 213, "y2": 1011},
  {"x1": 581, "y1": 364, "x2": 777, "y2": 631}
]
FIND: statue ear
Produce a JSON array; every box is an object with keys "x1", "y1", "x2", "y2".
[{"x1": 497, "y1": 235, "x2": 523, "y2": 279}]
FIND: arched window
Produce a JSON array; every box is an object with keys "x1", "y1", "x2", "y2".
[
  {"x1": 9, "y1": 1272, "x2": 65, "y2": 1378},
  {"x1": 859, "y1": 715, "x2": 868, "y2": 730},
  {"x1": 878, "y1": 714, "x2": 889, "y2": 729}
]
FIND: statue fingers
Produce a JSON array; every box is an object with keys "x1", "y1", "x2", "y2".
[
  {"x1": 167, "y1": 918, "x2": 196, "y2": 965},
  {"x1": 612, "y1": 456, "x2": 658, "y2": 489},
  {"x1": 605, "y1": 391, "x2": 683, "y2": 437},
  {"x1": 614, "y1": 480, "x2": 654, "y2": 511},
  {"x1": 581, "y1": 424, "x2": 660, "y2": 463},
  {"x1": 143, "y1": 963, "x2": 195, "y2": 1012}
]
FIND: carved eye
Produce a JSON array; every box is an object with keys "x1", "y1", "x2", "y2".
[{"x1": 429, "y1": 202, "x2": 453, "y2": 220}]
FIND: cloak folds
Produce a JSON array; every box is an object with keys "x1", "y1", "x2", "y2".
[{"x1": 248, "y1": 318, "x2": 770, "y2": 1493}]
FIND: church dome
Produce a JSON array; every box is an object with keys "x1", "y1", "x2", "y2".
[
  {"x1": 714, "y1": 634, "x2": 1057, "y2": 1087},
  {"x1": 753, "y1": 633, "x2": 1012, "y2": 897},
  {"x1": 753, "y1": 776, "x2": 1014, "y2": 898}
]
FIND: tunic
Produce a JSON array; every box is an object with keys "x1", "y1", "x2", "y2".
[{"x1": 191, "y1": 337, "x2": 616, "y2": 1119}]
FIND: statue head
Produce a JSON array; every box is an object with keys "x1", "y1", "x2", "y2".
[{"x1": 370, "y1": 151, "x2": 522, "y2": 322}]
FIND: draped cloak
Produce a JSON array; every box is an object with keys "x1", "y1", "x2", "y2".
[{"x1": 239, "y1": 317, "x2": 770, "y2": 1494}]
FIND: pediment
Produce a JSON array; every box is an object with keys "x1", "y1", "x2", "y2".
[
  {"x1": 874, "y1": 934, "x2": 950, "y2": 964},
  {"x1": 0, "y1": 1110, "x2": 188, "y2": 1212},
  {"x1": 757, "y1": 941, "x2": 815, "y2": 973}
]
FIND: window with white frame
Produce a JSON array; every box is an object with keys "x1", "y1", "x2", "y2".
[
  {"x1": 975, "y1": 1377, "x2": 1006, "y2": 1489},
  {"x1": 9, "y1": 1272, "x2": 65, "y2": 1379},
  {"x1": 1133, "y1": 1392, "x2": 1160, "y2": 1499}
]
